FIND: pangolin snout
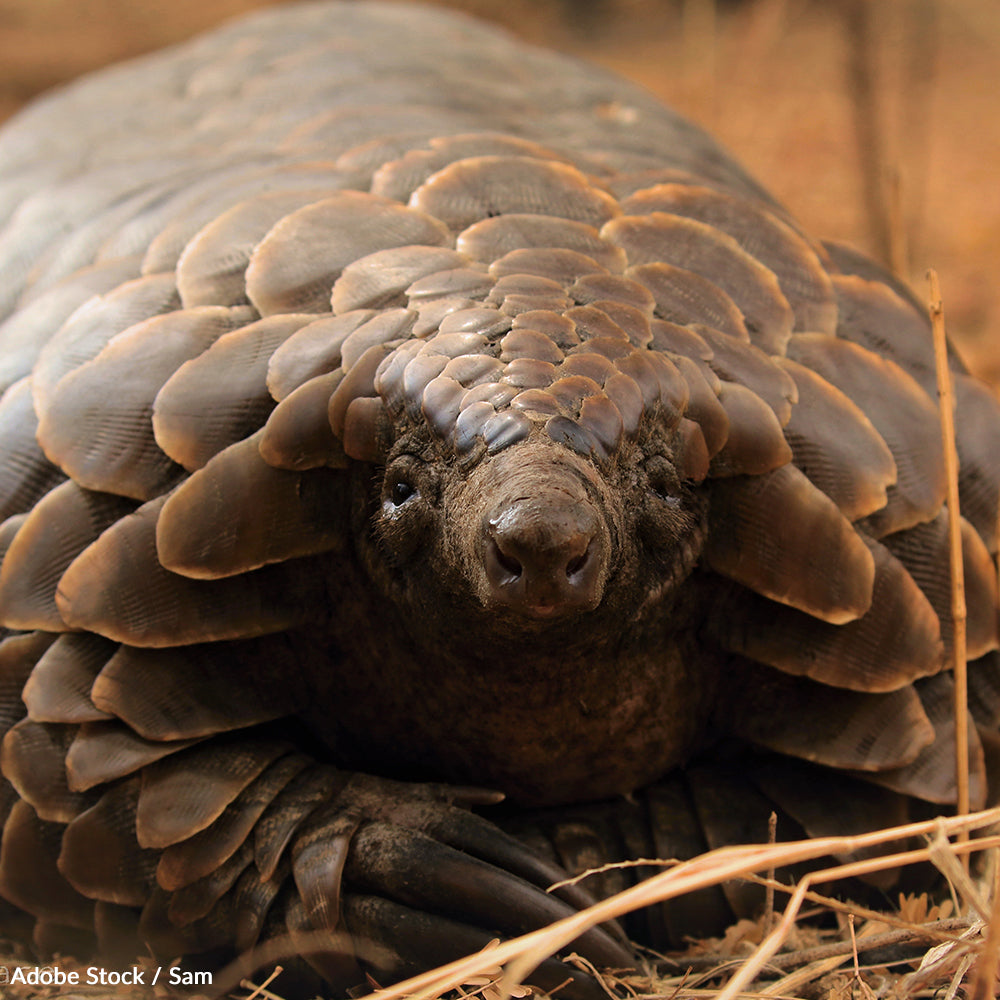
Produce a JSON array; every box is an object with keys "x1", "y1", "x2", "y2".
[{"x1": 482, "y1": 482, "x2": 608, "y2": 619}]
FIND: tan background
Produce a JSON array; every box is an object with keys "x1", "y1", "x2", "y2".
[{"x1": 0, "y1": 0, "x2": 997, "y2": 381}]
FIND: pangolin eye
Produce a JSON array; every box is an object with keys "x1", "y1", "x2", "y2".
[
  {"x1": 646, "y1": 456, "x2": 681, "y2": 504},
  {"x1": 389, "y1": 478, "x2": 417, "y2": 506}
]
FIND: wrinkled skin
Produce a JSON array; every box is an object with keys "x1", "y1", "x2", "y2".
[{"x1": 307, "y1": 428, "x2": 715, "y2": 805}]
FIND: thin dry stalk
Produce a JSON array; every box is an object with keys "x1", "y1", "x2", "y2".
[
  {"x1": 349, "y1": 807, "x2": 1000, "y2": 1000},
  {"x1": 968, "y1": 881, "x2": 1000, "y2": 1000},
  {"x1": 928, "y1": 268, "x2": 971, "y2": 842},
  {"x1": 763, "y1": 811, "x2": 777, "y2": 932}
]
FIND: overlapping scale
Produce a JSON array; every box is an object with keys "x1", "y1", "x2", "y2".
[
  {"x1": 59, "y1": 778, "x2": 158, "y2": 907},
  {"x1": 157, "y1": 431, "x2": 346, "y2": 580},
  {"x1": 0, "y1": 379, "x2": 66, "y2": 521},
  {"x1": 487, "y1": 273, "x2": 571, "y2": 316},
  {"x1": 90, "y1": 637, "x2": 310, "y2": 742},
  {"x1": 568, "y1": 273, "x2": 656, "y2": 315},
  {"x1": 711, "y1": 536, "x2": 943, "y2": 691},
  {"x1": 245, "y1": 191, "x2": 452, "y2": 315},
  {"x1": 339, "y1": 309, "x2": 415, "y2": 370},
  {"x1": 855, "y1": 673, "x2": 987, "y2": 808},
  {"x1": 775, "y1": 357, "x2": 896, "y2": 520},
  {"x1": 37, "y1": 306, "x2": 253, "y2": 499},
  {"x1": 157, "y1": 753, "x2": 309, "y2": 892},
  {"x1": 176, "y1": 187, "x2": 349, "y2": 308},
  {"x1": 1, "y1": 718, "x2": 89, "y2": 823},
  {"x1": 145, "y1": 162, "x2": 360, "y2": 275},
  {"x1": 153, "y1": 313, "x2": 316, "y2": 470},
  {"x1": 164, "y1": 841, "x2": 254, "y2": 926},
  {"x1": 135, "y1": 737, "x2": 290, "y2": 849},
  {"x1": 882, "y1": 513, "x2": 1000, "y2": 660},
  {"x1": 786, "y1": 334, "x2": 946, "y2": 536},
  {"x1": 489, "y1": 248, "x2": 607, "y2": 286},
  {"x1": 331, "y1": 247, "x2": 467, "y2": 314},
  {"x1": 31, "y1": 273, "x2": 181, "y2": 417},
  {"x1": 709, "y1": 383, "x2": 792, "y2": 477},
  {"x1": 328, "y1": 342, "x2": 396, "y2": 440},
  {"x1": 456, "y1": 214, "x2": 626, "y2": 271},
  {"x1": 56, "y1": 496, "x2": 327, "y2": 646},
  {"x1": 692, "y1": 325, "x2": 797, "y2": 425},
  {"x1": 260, "y1": 371, "x2": 347, "y2": 471},
  {"x1": 706, "y1": 464, "x2": 875, "y2": 624},
  {"x1": 23, "y1": 634, "x2": 117, "y2": 725},
  {"x1": 370, "y1": 132, "x2": 570, "y2": 202},
  {"x1": 0, "y1": 256, "x2": 140, "y2": 395},
  {"x1": 603, "y1": 213, "x2": 793, "y2": 352},
  {"x1": 727, "y1": 661, "x2": 934, "y2": 771},
  {"x1": 266, "y1": 311, "x2": 373, "y2": 401},
  {"x1": 626, "y1": 262, "x2": 748, "y2": 338},
  {"x1": 0, "y1": 481, "x2": 137, "y2": 630},
  {"x1": 65, "y1": 722, "x2": 203, "y2": 791},
  {"x1": 410, "y1": 155, "x2": 619, "y2": 232},
  {"x1": 620, "y1": 184, "x2": 837, "y2": 333}
]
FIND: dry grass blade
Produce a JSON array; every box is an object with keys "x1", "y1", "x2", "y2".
[
  {"x1": 928, "y1": 268, "x2": 971, "y2": 840},
  {"x1": 348, "y1": 807, "x2": 1000, "y2": 1000}
]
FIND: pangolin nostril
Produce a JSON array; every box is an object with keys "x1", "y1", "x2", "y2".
[
  {"x1": 565, "y1": 547, "x2": 589, "y2": 579},
  {"x1": 492, "y1": 542, "x2": 523, "y2": 580}
]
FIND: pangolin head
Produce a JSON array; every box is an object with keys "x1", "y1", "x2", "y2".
[{"x1": 330, "y1": 294, "x2": 712, "y2": 643}]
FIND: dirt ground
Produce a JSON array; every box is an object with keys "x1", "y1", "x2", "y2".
[{"x1": 0, "y1": 0, "x2": 997, "y2": 382}]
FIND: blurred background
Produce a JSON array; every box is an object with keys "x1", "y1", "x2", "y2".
[{"x1": 0, "y1": 0, "x2": 996, "y2": 381}]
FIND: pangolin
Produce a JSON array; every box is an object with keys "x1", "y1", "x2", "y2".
[{"x1": 0, "y1": 1, "x2": 998, "y2": 993}]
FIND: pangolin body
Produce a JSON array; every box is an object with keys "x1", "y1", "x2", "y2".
[{"x1": 0, "y1": 1, "x2": 998, "y2": 992}]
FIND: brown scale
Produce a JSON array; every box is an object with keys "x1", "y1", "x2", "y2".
[
  {"x1": 620, "y1": 183, "x2": 837, "y2": 334},
  {"x1": 603, "y1": 212, "x2": 793, "y2": 353},
  {"x1": 0, "y1": 482, "x2": 137, "y2": 630},
  {"x1": 64, "y1": 723, "x2": 202, "y2": 794},
  {"x1": 404, "y1": 265, "x2": 493, "y2": 303},
  {"x1": 331, "y1": 246, "x2": 468, "y2": 314},
  {"x1": 409, "y1": 155, "x2": 620, "y2": 232},
  {"x1": 775, "y1": 356, "x2": 896, "y2": 521},
  {"x1": 500, "y1": 357, "x2": 559, "y2": 391},
  {"x1": 31, "y1": 273, "x2": 181, "y2": 417},
  {"x1": 153, "y1": 313, "x2": 317, "y2": 471},
  {"x1": 22, "y1": 634, "x2": 116, "y2": 726},
  {"x1": 260, "y1": 371, "x2": 347, "y2": 471},
  {"x1": 339, "y1": 309, "x2": 415, "y2": 370},
  {"x1": 437, "y1": 305, "x2": 512, "y2": 337},
  {"x1": 499, "y1": 328, "x2": 565, "y2": 365},
  {"x1": 0, "y1": 256, "x2": 141, "y2": 395},
  {"x1": 413, "y1": 296, "x2": 491, "y2": 337},
  {"x1": 370, "y1": 133, "x2": 572, "y2": 203},
  {"x1": 456, "y1": 213, "x2": 627, "y2": 271},
  {"x1": 511, "y1": 309, "x2": 580, "y2": 349},
  {"x1": 37, "y1": 306, "x2": 254, "y2": 500},
  {"x1": 245, "y1": 191, "x2": 451, "y2": 315},
  {"x1": 626, "y1": 261, "x2": 749, "y2": 339},
  {"x1": 266, "y1": 311, "x2": 375, "y2": 401},
  {"x1": 710, "y1": 537, "x2": 944, "y2": 692},
  {"x1": 568, "y1": 273, "x2": 656, "y2": 314},
  {"x1": 0, "y1": 380, "x2": 67, "y2": 521},
  {"x1": 489, "y1": 247, "x2": 608, "y2": 285},
  {"x1": 174, "y1": 183, "x2": 353, "y2": 307}
]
